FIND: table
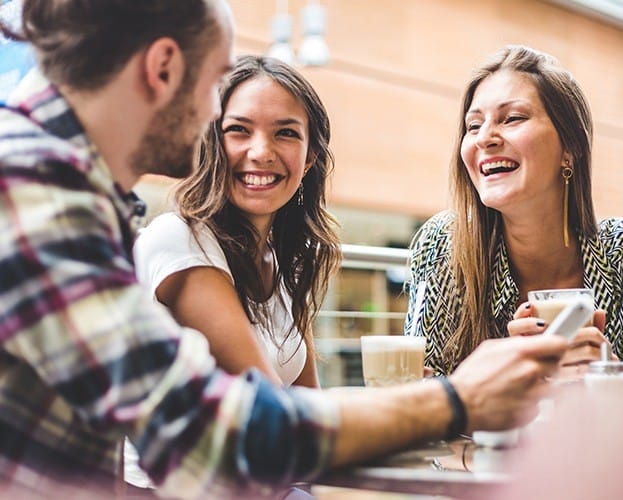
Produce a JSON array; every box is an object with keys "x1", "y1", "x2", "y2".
[{"x1": 314, "y1": 439, "x2": 512, "y2": 499}]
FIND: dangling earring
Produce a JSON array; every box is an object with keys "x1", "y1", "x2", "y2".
[
  {"x1": 297, "y1": 182, "x2": 304, "y2": 206},
  {"x1": 562, "y1": 161, "x2": 574, "y2": 248}
]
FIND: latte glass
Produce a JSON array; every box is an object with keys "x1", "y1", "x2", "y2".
[
  {"x1": 360, "y1": 335, "x2": 426, "y2": 387},
  {"x1": 527, "y1": 288, "x2": 594, "y2": 326}
]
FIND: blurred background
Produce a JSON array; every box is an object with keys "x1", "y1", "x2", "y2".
[
  {"x1": 3, "y1": 0, "x2": 623, "y2": 386},
  {"x1": 0, "y1": 0, "x2": 34, "y2": 101},
  {"x1": 104, "y1": 0, "x2": 623, "y2": 387}
]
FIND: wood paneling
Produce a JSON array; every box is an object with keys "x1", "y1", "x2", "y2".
[
  {"x1": 226, "y1": 0, "x2": 623, "y2": 219},
  {"x1": 138, "y1": 1, "x2": 623, "y2": 222}
]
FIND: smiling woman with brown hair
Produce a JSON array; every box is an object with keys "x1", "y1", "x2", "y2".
[{"x1": 134, "y1": 55, "x2": 341, "y2": 389}]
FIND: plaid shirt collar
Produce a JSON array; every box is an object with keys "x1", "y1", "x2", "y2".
[{"x1": 6, "y1": 68, "x2": 146, "y2": 230}]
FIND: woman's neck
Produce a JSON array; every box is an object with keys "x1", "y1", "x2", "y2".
[
  {"x1": 252, "y1": 232, "x2": 275, "y2": 300},
  {"x1": 502, "y1": 213, "x2": 583, "y2": 301},
  {"x1": 246, "y1": 212, "x2": 278, "y2": 300}
]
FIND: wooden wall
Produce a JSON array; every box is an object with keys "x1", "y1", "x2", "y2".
[
  {"x1": 228, "y1": 0, "x2": 623, "y2": 219},
  {"x1": 138, "y1": 0, "x2": 623, "y2": 222}
]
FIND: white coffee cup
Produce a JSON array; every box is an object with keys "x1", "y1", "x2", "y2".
[
  {"x1": 527, "y1": 288, "x2": 594, "y2": 326},
  {"x1": 360, "y1": 335, "x2": 426, "y2": 387},
  {"x1": 584, "y1": 360, "x2": 623, "y2": 395}
]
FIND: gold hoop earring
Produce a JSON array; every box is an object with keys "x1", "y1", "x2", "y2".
[
  {"x1": 562, "y1": 164, "x2": 574, "y2": 248},
  {"x1": 297, "y1": 183, "x2": 304, "y2": 206}
]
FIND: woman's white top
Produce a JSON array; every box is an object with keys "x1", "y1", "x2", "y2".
[
  {"x1": 126, "y1": 212, "x2": 308, "y2": 488},
  {"x1": 133, "y1": 212, "x2": 307, "y2": 384}
]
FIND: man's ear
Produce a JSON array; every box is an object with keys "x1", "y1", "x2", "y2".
[{"x1": 143, "y1": 37, "x2": 185, "y2": 106}]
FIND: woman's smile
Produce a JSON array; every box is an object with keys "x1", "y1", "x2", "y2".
[{"x1": 236, "y1": 172, "x2": 283, "y2": 187}]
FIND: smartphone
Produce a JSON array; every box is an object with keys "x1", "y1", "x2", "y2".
[{"x1": 542, "y1": 300, "x2": 594, "y2": 340}]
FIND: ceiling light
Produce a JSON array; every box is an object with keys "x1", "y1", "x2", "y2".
[{"x1": 298, "y1": 2, "x2": 330, "y2": 66}]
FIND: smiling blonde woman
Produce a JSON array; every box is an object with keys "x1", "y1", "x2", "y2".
[{"x1": 404, "y1": 45, "x2": 623, "y2": 376}]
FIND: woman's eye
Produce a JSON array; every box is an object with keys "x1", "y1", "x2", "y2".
[
  {"x1": 277, "y1": 128, "x2": 301, "y2": 139},
  {"x1": 223, "y1": 124, "x2": 246, "y2": 134},
  {"x1": 466, "y1": 122, "x2": 481, "y2": 133},
  {"x1": 504, "y1": 115, "x2": 526, "y2": 124}
]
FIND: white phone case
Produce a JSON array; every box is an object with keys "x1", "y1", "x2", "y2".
[{"x1": 542, "y1": 300, "x2": 593, "y2": 340}]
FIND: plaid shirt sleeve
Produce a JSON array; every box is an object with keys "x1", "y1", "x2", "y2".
[{"x1": 0, "y1": 147, "x2": 338, "y2": 496}]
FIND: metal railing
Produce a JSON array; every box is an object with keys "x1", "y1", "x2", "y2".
[
  {"x1": 315, "y1": 244, "x2": 409, "y2": 387},
  {"x1": 340, "y1": 243, "x2": 410, "y2": 270},
  {"x1": 315, "y1": 244, "x2": 411, "y2": 386},
  {"x1": 317, "y1": 243, "x2": 410, "y2": 322}
]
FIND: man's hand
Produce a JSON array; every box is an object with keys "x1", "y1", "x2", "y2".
[
  {"x1": 330, "y1": 335, "x2": 567, "y2": 468},
  {"x1": 450, "y1": 335, "x2": 568, "y2": 432}
]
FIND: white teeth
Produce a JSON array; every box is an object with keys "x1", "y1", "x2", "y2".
[
  {"x1": 483, "y1": 160, "x2": 517, "y2": 170},
  {"x1": 481, "y1": 160, "x2": 518, "y2": 175},
  {"x1": 241, "y1": 174, "x2": 277, "y2": 186}
]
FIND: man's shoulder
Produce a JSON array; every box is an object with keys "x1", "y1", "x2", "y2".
[{"x1": 0, "y1": 107, "x2": 90, "y2": 176}]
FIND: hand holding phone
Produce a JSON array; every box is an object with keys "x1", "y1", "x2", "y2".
[{"x1": 542, "y1": 300, "x2": 594, "y2": 340}]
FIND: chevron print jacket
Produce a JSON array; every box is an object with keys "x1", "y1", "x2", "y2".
[{"x1": 404, "y1": 211, "x2": 623, "y2": 375}]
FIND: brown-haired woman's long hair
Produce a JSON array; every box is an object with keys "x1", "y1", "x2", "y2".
[
  {"x1": 0, "y1": 0, "x2": 223, "y2": 90},
  {"x1": 445, "y1": 45, "x2": 596, "y2": 371},
  {"x1": 175, "y1": 55, "x2": 341, "y2": 353}
]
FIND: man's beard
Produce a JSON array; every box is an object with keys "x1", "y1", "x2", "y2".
[{"x1": 130, "y1": 88, "x2": 202, "y2": 180}]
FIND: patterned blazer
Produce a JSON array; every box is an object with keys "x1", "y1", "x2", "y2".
[{"x1": 404, "y1": 211, "x2": 623, "y2": 375}]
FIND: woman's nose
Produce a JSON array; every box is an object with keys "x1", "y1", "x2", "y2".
[
  {"x1": 248, "y1": 135, "x2": 276, "y2": 163},
  {"x1": 476, "y1": 121, "x2": 502, "y2": 149}
]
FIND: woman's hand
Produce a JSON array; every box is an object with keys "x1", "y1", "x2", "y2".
[
  {"x1": 508, "y1": 304, "x2": 616, "y2": 376},
  {"x1": 507, "y1": 302, "x2": 547, "y2": 336},
  {"x1": 557, "y1": 309, "x2": 618, "y2": 377}
]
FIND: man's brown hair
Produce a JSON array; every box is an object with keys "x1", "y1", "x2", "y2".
[{"x1": 0, "y1": 0, "x2": 223, "y2": 90}]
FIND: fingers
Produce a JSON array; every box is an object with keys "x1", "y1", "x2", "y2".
[
  {"x1": 512, "y1": 389, "x2": 549, "y2": 427},
  {"x1": 464, "y1": 336, "x2": 568, "y2": 381},
  {"x1": 570, "y1": 327, "x2": 607, "y2": 348},
  {"x1": 557, "y1": 324, "x2": 616, "y2": 373},
  {"x1": 560, "y1": 344, "x2": 601, "y2": 366},
  {"x1": 507, "y1": 317, "x2": 546, "y2": 337},
  {"x1": 517, "y1": 356, "x2": 562, "y2": 386},
  {"x1": 538, "y1": 357, "x2": 564, "y2": 379},
  {"x1": 560, "y1": 328, "x2": 610, "y2": 366},
  {"x1": 561, "y1": 338, "x2": 613, "y2": 367},
  {"x1": 558, "y1": 363, "x2": 591, "y2": 379},
  {"x1": 453, "y1": 336, "x2": 568, "y2": 432},
  {"x1": 513, "y1": 301, "x2": 533, "y2": 320},
  {"x1": 463, "y1": 366, "x2": 553, "y2": 431},
  {"x1": 509, "y1": 334, "x2": 569, "y2": 361},
  {"x1": 593, "y1": 309, "x2": 606, "y2": 332},
  {"x1": 509, "y1": 302, "x2": 547, "y2": 336}
]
